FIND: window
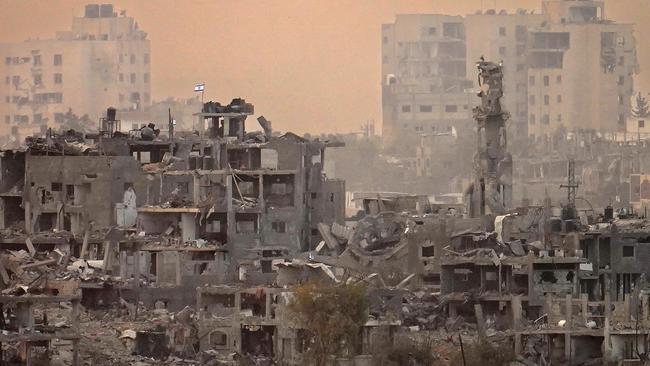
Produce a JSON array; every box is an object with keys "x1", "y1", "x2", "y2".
[
  {"x1": 54, "y1": 113, "x2": 64, "y2": 123},
  {"x1": 516, "y1": 64, "x2": 525, "y2": 72},
  {"x1": 12, "y1": 76, "x2": 20, "y2": 85},
  {"x1": 130, "y1": 73, "x2": 136, "y2": 83},
  {"x1": 516, "y1": 45, "x2": 526, "y2": 56},
  {"x1": 619, "y1": 114, "x2": 625, "y2": 125},
  {"x1": 499, "y1": 46, "x2": 506, "y2": 56},
  {"x1": 618, "y1": 76, "x2": 625, "y2": 86},
  {"x1": 4, "y1": 57, "x2": 10, "y2": 65},
  {"x1": 272, "y1": 221, "x2": 286, "y2": 233},
  {"x1": 617, "y1": 36, "x2": 625, "y2": 46},
  {"x1": 119, "y1": 94, "x2": 124, "y2": 102},
  {"x1": 206, "y1": 220, "x2": 221, "y2": 233},
  {"x1": 310, "y1": 192, "x2": 317, "y2": 199},
  {"x1": 445, "y1": 105, "x2": 458, "y2": 113},
  {"x1": 544, "y1": 95, "x2": 549, "y2": 105},
  {"x1": 529, "y1": 95, "x2": 535, "y2": 105},
  {"x1": 623, "y1": 246, "x2": 634, "y2": 257},
  {"x1": 619, "y1": 94, "x2": 624, "y2": 105},
  {"x1": 542, "y1": 114, "x2": 550, "y2": 125},
  {"x1": 119, "y1": 73, "x2": 124, "y2": 82},
  {"x1": 556, "y1": 75, "x2": 562, "y2": 83},
  {"x1": 529, "y1": 114, "x2": 536, "y2": 124},
  {"x1": 401, "y1": 105, "x2": 411, "y2": 113},
  {"x1": 54, "y1": 73, "x2": 62, "y2": 84},
  {"x1": 33, "y1": 74, "x2": 42, "y2": 85},
  {"x1": 428, "y1": 27, "x2": 436, "y2": 35},
  {"x1": 51, "y1": 182, "x2": 62, "y2": 191},
  {"x1": 640, "y1": 120, "x2": 645, "y2": 128},
  {"x1": 33, "y1": 55, "x2": 41, "y2": 66},
  {"x1": 53, "y1": 54, "x2": 62, "y2": 66},
  {"x1": 130, "y1": 54, "x2": 136, "y2": 64},
  {"x1": 419, "y1": 105, "x2": 433, "y2": 113},
  {"x1": 382, "y1": 36, "x2": 388, "y2": 44},
  {"x1": 311, "y1": 228, "x2": 318, "y2": 236},
  {"x1": 144, "y1": 93, "x2": 150, "y2": 103},
  {"x1": 499, "y1": 27, "x2": 506, "y2": 36},
  {"x1": 618, "y1": 56, "x2": 625, "y2": 66},
  {"x1": 421, "y1": 245, "x2": 435, "y2": 257},
  {"x1": 557, "y1": 95, "x2": 562, "y2": 103},
  {"x1": 144, "y1": 53, "x2": 150, "y2": 64},
  {"x1": 543, "y1": 75, "x2": 549, "y2": 86},
  {"x1": 557, "y1": 114, "x2": 562, "y2": 122},
  {"x1": 529, "y1": 76, "x2": 535, "y2": 85},
  {"x1": 144, "y1": 73, "x2": 150, "y2": 83}
]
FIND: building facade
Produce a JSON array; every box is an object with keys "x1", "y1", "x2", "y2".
[
  {"x1": 465, "y1": 9, "x2": 544, "y2": 139},
  {"x1": 527, "y1": 0, "x2": 638, "y2": 139},
  {"x1": 381, "y1": 15, "x2": 473, "y2": 153},
  {"x1": 0, "y1": 4, "x2": 150, "y2": 141},
  {"x1": 383, "y1": 0, "x2": 639, "y2": 148}
]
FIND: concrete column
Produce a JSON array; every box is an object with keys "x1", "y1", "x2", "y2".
[
  {"x1": 265, "y1": 289, "x2": 272, "y2": 319},
  {"x1": 512, "y1": 295, "x2": 522, "y2": 331},
  {"x1": 175, "y1": 252, "x2": 183, "y2": 286},
  {"x1": 643, "y1": 295, "x2": 649, "y2": 323},
  {"x1": 0, "y1": 199, "x2": 6, "y2": 230},
  {"x1": 24, "y1": 202, "x2": 31, "y2": 234},
  {"x1": 474, "y1": 303, "x2": 486, "y2": 340},
  {"x1": 564, "y1": 294, "x2": 572, "y2": 363},
  {"x1": 580, "y1": 293, "x2": 588, "y2": 323},
  {"x1": 565, "y1": 294, "x2": 573, "y2": 327},
  {"x1": 603, "y1": 316, "x2": 612, "y2": 361},
  {"x1": 119, "y1": 251, "x2": 127, "y2": 278},
  {"x1": 624, "y1": 294, "x2": 631, "y2": 321},
  {"x1": 102, "y1": 241, "x2": 112, "y2": 272}
]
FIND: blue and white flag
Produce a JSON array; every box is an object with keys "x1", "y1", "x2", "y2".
[{"x1": 194, "y1": 83, "x2": 205, "y2": 92}]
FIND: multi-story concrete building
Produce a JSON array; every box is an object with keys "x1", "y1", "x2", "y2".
[
  {"x1": 465, "y1": 9, "x2": 544, "y2": 139},
  {"x1": 0, "y1": 4, "x2": 150, "y2": 141},
  {"x1": 526, "y1": 0, "x2": 638, "y2": 139},
  {"x1": 381, "y1": 15, "x2": 473, "y2": 153},
  {"x1": 384, "y1": 1, "x2": 639, "y2": 150}
]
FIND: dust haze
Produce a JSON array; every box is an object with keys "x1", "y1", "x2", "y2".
[{"x1": 1, "y1": 0, "x2": 648, "y2": 134}]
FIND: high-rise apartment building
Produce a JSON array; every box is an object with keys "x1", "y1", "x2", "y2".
[
  {"x1": 0, "y1": 4, "x2": 150, "y2": 140},
  {"x1": 381, "y1": 15, "x2": 473, "y2": 152},
  {"x1": 465, "y1": 9, "x2": 544, "y2": 139},
  {"x1": 526, "y1": 0, "x2": 638, "y2": 139},
  {"x1": 383, "y1": 0, "x2": 639, "y2": 147}
]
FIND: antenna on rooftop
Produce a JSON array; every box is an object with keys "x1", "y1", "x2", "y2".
[{"x1": 560, "y1": 159, "x2": 579, "y2": 218}]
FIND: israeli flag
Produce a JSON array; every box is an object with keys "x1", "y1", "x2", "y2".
[{"x1": 194, "y1": 83, "x2": 205, "y2": 92}]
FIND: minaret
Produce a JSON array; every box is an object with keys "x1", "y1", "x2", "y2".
[{"x1": 469, "y1": 59, "x2": 513, "y2": 217}]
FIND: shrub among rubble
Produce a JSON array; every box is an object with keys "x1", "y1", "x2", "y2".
[
  {"x1": 381, "y1": 336, "x2": 439, "y2": 366},
  {"x1": 288, "y1": 281, "x2": 369, "y2": 366},
  {"x1": 448, "y1": 339, "x2": 515, "y2": 366}
]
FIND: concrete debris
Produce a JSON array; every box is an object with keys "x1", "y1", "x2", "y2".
[{"x1": 0, "y1": 52, "x2": 647, "y2": 366}]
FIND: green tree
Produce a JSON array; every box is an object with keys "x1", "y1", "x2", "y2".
[
  {"x1": 632, "y1": 92, "x2": 650, "y2": 119},
  {"x1": 289, "y1": 282, "x2": 369, "y2": 366}
]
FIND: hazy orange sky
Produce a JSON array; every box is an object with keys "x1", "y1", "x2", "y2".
[{"x1": 1, "y1": 0, "x2": 648, "y2": 134}]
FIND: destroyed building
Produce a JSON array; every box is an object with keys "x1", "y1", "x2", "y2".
[{"x1": 0, "y1": 98, "x2": 345, "y2": 310}]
